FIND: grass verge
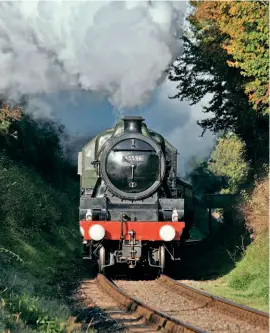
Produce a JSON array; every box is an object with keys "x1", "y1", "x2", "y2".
[
  {"x1": 0, "y1": 154, "x2": 93, "y2": 333},
  {"x1": 182, "y1": 232, "x2": 268, "y2": 312},
  {"x1": 182, "y1": 177, "x2": 269, "y2": 312}
]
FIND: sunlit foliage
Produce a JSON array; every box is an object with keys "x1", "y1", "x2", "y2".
[
  {"x1": 192, "y1": 1, "x2": 269, "y2": 112},
  {"x1": 208, "y1": 133, "x2": 249, "y2": 193}
]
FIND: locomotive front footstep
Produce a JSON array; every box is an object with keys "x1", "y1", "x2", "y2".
[{"x1": 78, "y1": 116, "x2": 194, "y2": 274}]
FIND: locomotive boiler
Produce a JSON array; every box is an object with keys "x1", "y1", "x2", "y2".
[{"x1": 78, "y1": 116, "x2": 193, "y2": 273}]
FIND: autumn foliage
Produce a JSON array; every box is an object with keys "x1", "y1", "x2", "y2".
[
  {"x1": 0, "y1": 104, "x2": 22, "y2": 134},
  {"x1": 190, "y1": 1, "x2": 269, "y2": 113},
  {"x1": 243, "y1": 177, "x2": 269, "y2": 238}
]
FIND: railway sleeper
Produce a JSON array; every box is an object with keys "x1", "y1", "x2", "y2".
[{"x1": 96, "y1": 274, "x2": 206, "y2": 333}]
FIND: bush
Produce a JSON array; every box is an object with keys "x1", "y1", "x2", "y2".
[
  {"x1": 242, "y1": 177, "x2": 269, "y2": 238},
  {"x1": 227, "y1": 232, "x2": 269, "y2": 303},
  {"x1": 226, "y1": 177, "x2": 269, "y2": 306},
  {"x1": 0, "y1": 154, "x2": 85, "y2": 333}
]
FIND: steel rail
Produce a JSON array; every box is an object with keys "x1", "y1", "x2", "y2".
[
  {"x1": 158, "y1": 274, "x2": 269, "y2": 330},
  {"x1": 96, "y1": 273, "x2": 206, "y2": 333}
]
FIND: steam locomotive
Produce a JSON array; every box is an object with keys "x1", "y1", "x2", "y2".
[{"x1": 78, "y1": 117, "x2": 193, "y2": 273}]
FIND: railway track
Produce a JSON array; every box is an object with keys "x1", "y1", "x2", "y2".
[
  {"x1": 78, "y1": 274, "x2": 269, "y2": 333},
  {"x1": 158, "y1": 275, "x2": 269, "y2": 330}
]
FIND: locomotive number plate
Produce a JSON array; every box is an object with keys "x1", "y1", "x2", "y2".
[{"x1": 123, "y1": 155, "x2": 145, "y2": 162}]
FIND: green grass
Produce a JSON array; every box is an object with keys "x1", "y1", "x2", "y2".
[
  {"x1": 185, "y1": 232, "x2": 269, "y2": 312},
  {"x1": 0, "y1": 155, "x2": 93, "y2": 333},
  {"x1": 227, "y1": 232, "x2": 269, "y2": 308}
]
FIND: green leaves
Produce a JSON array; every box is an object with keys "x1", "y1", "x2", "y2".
[
  {"x1": 208, "y1": 134, "x2": 250, "y2": 194},
  {"x1": 188, "y1": 133, "x2": 250, "y2": 195},
  {"x1": 36, "y1": 315, "x2": 63, "y2": 333},
  {"x1": 2, "y1": 293, "x2": 70, "y2": 333}
]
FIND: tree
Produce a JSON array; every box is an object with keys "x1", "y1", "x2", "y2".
[
  {"x1": 0, "y1": 104, "x2": 21, "y2": 135},
  {"x1": 188, "y1": 160, "x2": 224, "y2": 197},
  {"x1": 188, "y1": 133, "x2": 249, "y2": 196},
  {"x1": 208, "y1": 133, "x2": 249, "y2": 193},
  {"x1": 193, "y1": 1, "x2": 269, "y2": 113},
  {"x1": 169, "y1": 1, "x2": 268, "y2": 172},
  {"x1": 0, "y1": 109, "x2": 76, "y2": 191}
]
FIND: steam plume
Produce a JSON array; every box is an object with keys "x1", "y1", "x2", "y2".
[{"x1": 0, "y1": 1, "x2": 186, "y2": 110}]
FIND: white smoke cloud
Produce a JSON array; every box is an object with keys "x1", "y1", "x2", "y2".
[
  {"x1": 135, "y1": 79, "x2": 215, "y2": 176},
  {"x1": 0, "y1": 0, "x2": 186, "y2": 110}
]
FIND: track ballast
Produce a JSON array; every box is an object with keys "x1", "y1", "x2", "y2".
[{"x1": 77, "y1": 274, "x2": 269, "y2": 333}]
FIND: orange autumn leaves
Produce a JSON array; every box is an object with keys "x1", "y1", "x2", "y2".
[
  {"x1": 0, "y1": 104, "x2": 22, "y2": 134},
  {"x1": 190, "y1": 1, "x2": 269, "y2": 113}
]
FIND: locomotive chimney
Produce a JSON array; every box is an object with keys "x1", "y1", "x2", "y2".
[{"x1": 123, "y1": 116, "x2": 145, "y2": 134}]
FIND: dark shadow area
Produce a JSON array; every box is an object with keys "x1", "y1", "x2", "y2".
[
  {"x1": 169, "y1": 220, "x2": 251, "y2": 281},
  {"x1": 110, "y1": 268, "x2": 160, "y2": 281},
  {"x1": 102, "y1": 263, "x2": 161, "y2": 281},
  {"x1": 0, "y1": 112, "x2": 79, "y2": 192},
  {"x1": 73, "y1": 305, "x2": 125, "y2": 333}
]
